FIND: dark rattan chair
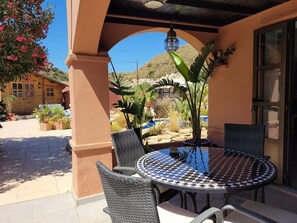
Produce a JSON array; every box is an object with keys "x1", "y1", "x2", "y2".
[
  {"x1": 96, "y1": 161, "x2": 277, "y2": 223},
  {"x1": 111, "y1": 129, "x2": 178, "y2": 203},
  {"x1": 224, "y1": 123, "x2": 267, "y2": 202},
  {"x1": 224, "y1": 123, "x2": 266, "y2": 157},
  {"x1": 111, "y1": 129, "x2": 145, "y2": 176},
  {"x1": 96, "y1": 161, "x2": 224, "y2": 223}
]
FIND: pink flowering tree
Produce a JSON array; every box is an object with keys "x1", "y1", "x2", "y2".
[{"x1": 0, "y1": 0, "x2": 54, "y2": 90}]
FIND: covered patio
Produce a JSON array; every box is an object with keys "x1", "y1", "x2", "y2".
[{"x1": 66, "y1": 0, "x2": 297, "y2": 201}]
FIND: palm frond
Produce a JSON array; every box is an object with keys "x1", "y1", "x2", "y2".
[
  {"x1": 189, "y1": 42, "x2": 215, "y2": 82},
  {"x1": 109, "y1": 87, "x2": 135, "y2": 96},
  {"x1": 151, "y1": 78, "x2": 188, "y2": 95},
  {"x1": 113, "y1": 100, "x2": 139, "y2": 115}
]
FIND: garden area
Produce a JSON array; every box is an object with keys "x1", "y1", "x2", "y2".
[{"x1": 109, "y1": 43, "x2": 234, "y2": 147}]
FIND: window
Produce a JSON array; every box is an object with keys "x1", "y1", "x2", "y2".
[
  {"x1": 46, "y1": 87, "x2": 54, "y2": 97},
  {"x1": 12, "y1": 83, "x2": 23, "y2": 97},
  {"x1": 25, "y1": 84, "x2": 34, "y2": 97}
]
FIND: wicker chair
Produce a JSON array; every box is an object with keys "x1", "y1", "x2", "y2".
[
  {"x1": 224, "y1": 123, "x2": 266, "y2": 157},
  {"x1": 111, "y1": 129, "x2": 145, "y2": 176},
  {"x1": 111, "y1": 129, "x2": 178, "y2": 203},
  {"x1": 96, "y1": 161, "x2": 224, "y2": 223},
  {"x1": 224, "y1": 123, "x2": 266, "y2": 202}
]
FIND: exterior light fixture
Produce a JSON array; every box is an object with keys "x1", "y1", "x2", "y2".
[
  {"x1": 144, "y1": 0, "x2": 166, "y2": 9},
  {"x1": 164, "y1": 25, "x2": 179, "y2": 52},
  {"x1": 38, "y1": 82, "x2": 42, "y2": 89}
]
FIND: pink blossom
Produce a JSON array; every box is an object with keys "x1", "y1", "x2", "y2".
[
  {"x1": 8, "y1": 2, "x2": 14, "y2": 8},
  {"x1": 20, "y1": 45, "x2": 27, "y2": 52},
  {"x1": 40, "y1": 53, "x2": 46, "y2": 59},
  {"x1": 16, "y1": 36, "x2": 25, "y2": 42},
  {"x1": 32, "y1": 53, "x2": 37, "y2": 57},
  {"x1": 7, "y1": 55, "x2": 18, "y2": 61},
  {"x1": 0, "y1": 43, "x2": 4, "y2": 47},
  {"x1": 0, "y1": 26, "x2": 4, "y2": 31}
]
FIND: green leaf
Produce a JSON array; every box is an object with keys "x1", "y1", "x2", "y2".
[
  {"x1": 169, "y1": 52, "x2": 195, "y2": 82},
  {"x1": 190, "y1": 42, "x2": 215, "y2": 82},
  {"x1": 109, "y1": 87, "x2": 135, "y2": 96}
]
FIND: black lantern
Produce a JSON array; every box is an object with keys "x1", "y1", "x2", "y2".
[
  {"x1": 164, "y1": 25, "x2": 179, "y2": 52},
  {"x1": 38, "y1": 82, "x2": 42, "y2": 89},
  {"x1": 144, "y1": 0, "x2": 166, "y2": 9}
]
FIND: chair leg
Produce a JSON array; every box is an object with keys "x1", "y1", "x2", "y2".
[
  {"x1": 186, "y1": 192, "x2": 197, "y2": 213},
  {"x1": 153, "y1": 186, "x2": 161, "y2": 205},
  {"x1": 224, "y1": 193, "x2": 232, "y2": 205},
  {"x1": 179, "y1": 191, "x2": 184, "y2": 208},
  {"x1": 179, "y1": 191, "x2": 188, "y2": 210},
  {"x1": 261, "y1": 186, "x2": 265, "y2": 203},
  {"x1": 253, "y1": 189, "x2": 258, "y2": 201}
]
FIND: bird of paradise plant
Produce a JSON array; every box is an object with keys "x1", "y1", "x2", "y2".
[{"x1": 151, "y1": 42, "x2": 235, "y2": 145}]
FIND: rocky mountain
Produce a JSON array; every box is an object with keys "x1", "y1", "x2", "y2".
[{"x1": 126, "y1": 44, "x2": 198, "y2": 80}]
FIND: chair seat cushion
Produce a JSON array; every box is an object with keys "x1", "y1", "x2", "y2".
[
  {"x1": 157, "y1": 202, "x2": 213, "y2": 223},
  {"x1": 224, "y1": 200, "x2": 297, "y2": 223}
]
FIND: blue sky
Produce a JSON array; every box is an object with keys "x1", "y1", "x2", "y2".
[{"x1": 43, "y1": 0, "x2": 186, "y2": 73}]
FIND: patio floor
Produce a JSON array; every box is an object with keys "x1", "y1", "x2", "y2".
[
  {"x1": 0, "y1": 184, "x2": 296, "y2": 223},
  {"x1": 0, "y1": 118, "x2": 72, "y2": 206}
]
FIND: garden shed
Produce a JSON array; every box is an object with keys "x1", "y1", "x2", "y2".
[{"x1": 0, "y1": 73, "x2": 68, "y2": 115}]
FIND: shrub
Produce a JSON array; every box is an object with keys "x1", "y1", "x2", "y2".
[
  {"x1": 61, "y1": 116, "x2": 71, "y2": 129},
  {"x1": 168, "y1": 111, "x2": 180, "y2": 132},
  {"x1": 111, "y1": 122, "x2": 123, "y2": 132},
  {"x1": 111, "y1": 110, "x2": 127, "y2": 129},
  {"x1": 32, "y1": 105, "x2": 51, "y2": 123},
  {"x1": 154, "y1": 97, "x2": 175, "y2": 118},
  {"x1": 143, "y1": 122, "x2": 167, "y2": 138}
]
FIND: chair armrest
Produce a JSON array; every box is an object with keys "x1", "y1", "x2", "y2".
[
  {"x1": 190, "y1": 207, "x2": 223, "y2": 223},
  {"x1": 103, "y1": 207, "x2": 109, "y2": 215},
  {"x1": 222, "y1": 204, "x2": 278, "y2": 223},
  {"x1": 113, "y1": 165, "x2": 136, "y2": 173}
]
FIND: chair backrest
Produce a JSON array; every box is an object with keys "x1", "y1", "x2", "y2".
[
  {"x1": 111, "y1": 129, "x2": 145, "y2": 168},
  {"x1": 224, "y1": 123, "x2": 266, "y2": 157},
  {"x1": 96, "y1": 161, "x2": 160, "y2": 223}
]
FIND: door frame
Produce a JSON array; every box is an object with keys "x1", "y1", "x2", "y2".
[
  {"x1": 253, "y1": 21, "x2": 287, "y2": 183},
  {"x1": 283, "y1": 19, "x2": 297, "y2": 186}
]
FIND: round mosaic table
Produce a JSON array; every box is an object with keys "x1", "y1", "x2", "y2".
[{"x1": 136, "y1": 146, "x2": 277, "y2": 212}]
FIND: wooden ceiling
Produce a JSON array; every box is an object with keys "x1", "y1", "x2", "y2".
[{"x1": 106, "y1": 0, "x2": 289, "y2": 33}]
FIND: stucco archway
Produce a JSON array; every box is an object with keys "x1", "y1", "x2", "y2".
[{"x1": 66, "y1": 0, "x2": 217, "y2": 201}]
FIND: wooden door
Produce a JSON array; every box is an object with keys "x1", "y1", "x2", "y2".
[{"x1": 23, "y1": 83, "x2": 35, "y2": 114}]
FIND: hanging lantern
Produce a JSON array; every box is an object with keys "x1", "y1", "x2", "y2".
[{"x1": 164, "y1": 26, "x2": 179, "y2": 52}]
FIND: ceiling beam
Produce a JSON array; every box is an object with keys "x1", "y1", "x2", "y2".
[
  {"x1": 107, "y1": 8, "x2": 230, "y2": 27},
  {"x1": 167, "y1": 0, "x2": 257, "y2": 16},
  {"x1": 105, "y1": 16, "x2": 218, "y2": 33}
]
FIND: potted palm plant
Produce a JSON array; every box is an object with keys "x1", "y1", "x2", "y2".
[
  {"x1": 32, "y1": 105, "x2": 53, "y2": 131},
  {"x1": 151, "y1": 42, "x2": 235, "y2": 146}
]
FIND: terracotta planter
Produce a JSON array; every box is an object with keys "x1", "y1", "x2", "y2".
[
  {"x1": 7, "y1": 113, "x2": 17, "y2": 121},
  {"x1": 40, "y1": 122, "x2": 53, "y2": 131},
  {"x1": 11, "y1": 114, "x2": 18, "y2": 121},
  {"x1": 54, "y1": 120, "x2": 65, "y2": 130}
]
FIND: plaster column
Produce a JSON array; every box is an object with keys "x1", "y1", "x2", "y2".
[{"x1": 66, "y1": 53, "x2": 112, "y2": 199}]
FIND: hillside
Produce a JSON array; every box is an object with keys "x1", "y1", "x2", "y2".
[
  {"x1": 126, "y1": 44, "x2": 198, "y2": 80},
  {"x1": 40, "y1": 67, "x2": 69, "y2": 82}
]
